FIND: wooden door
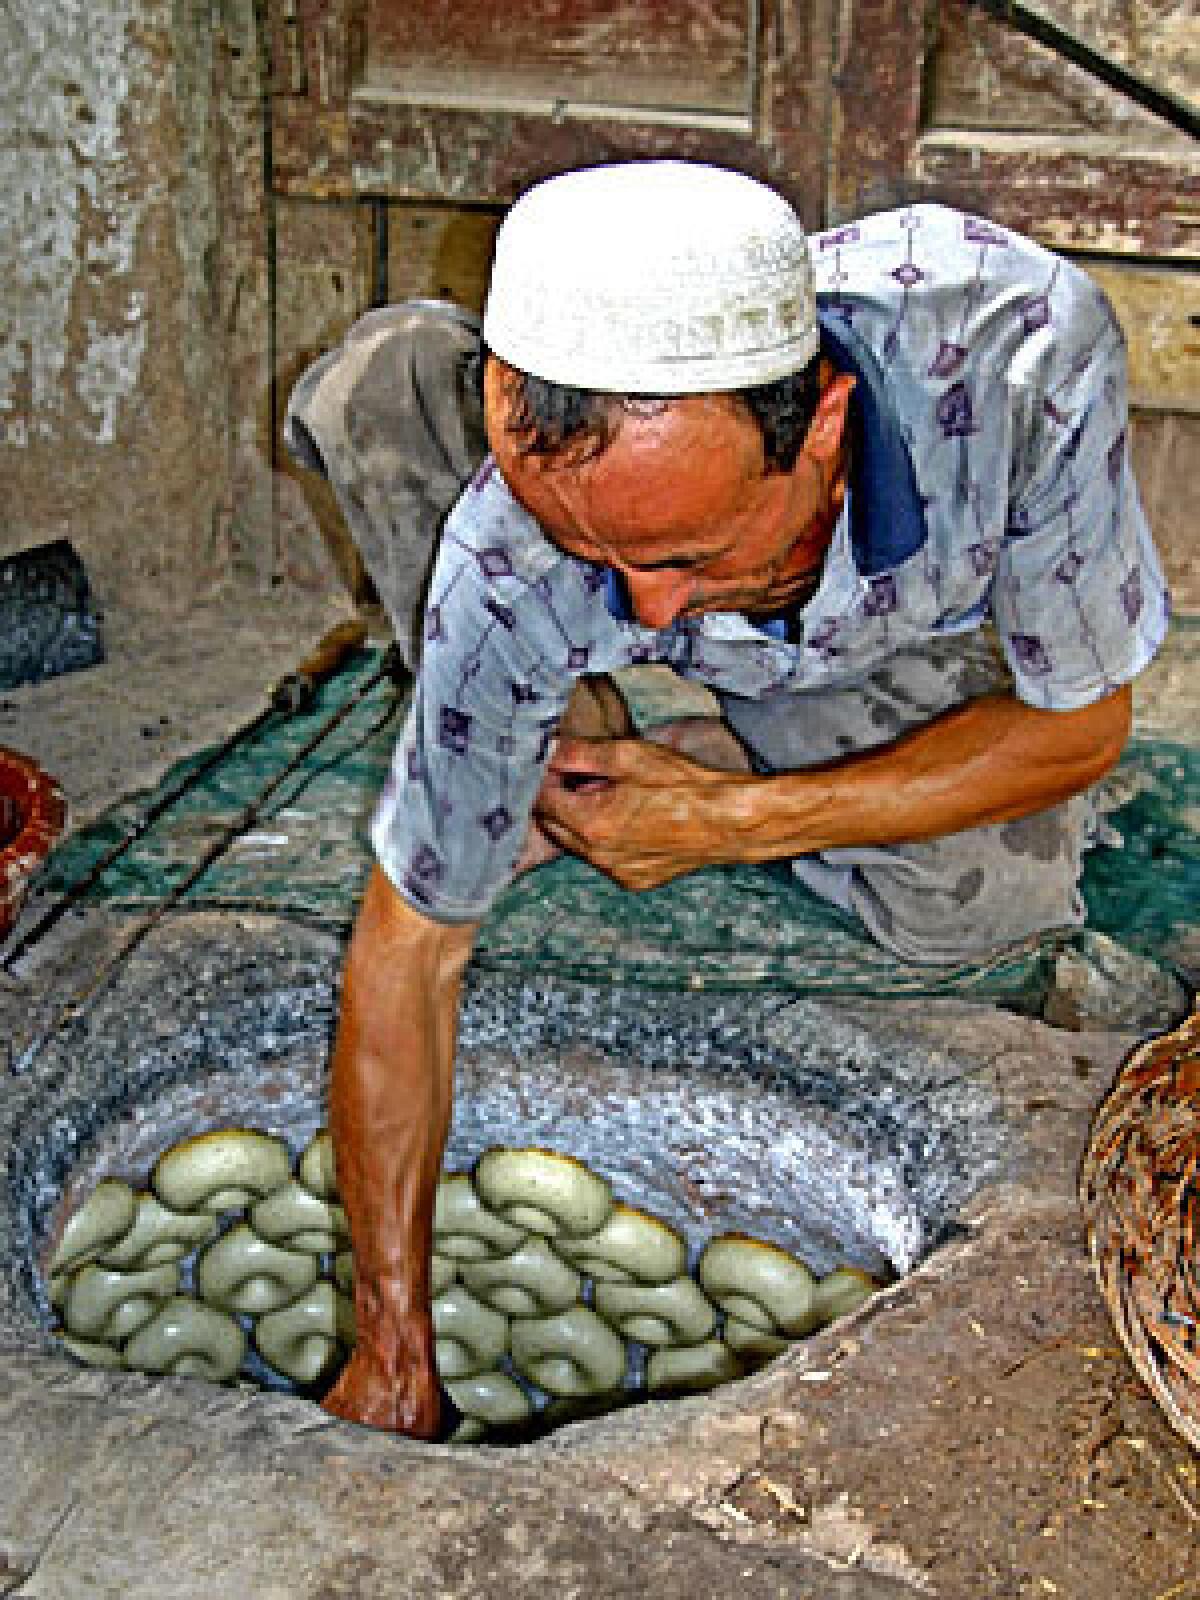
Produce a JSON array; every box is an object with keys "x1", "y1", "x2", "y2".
[
  {"x1": 827, "y1": 0, "x2": 1198, "y2": 259},
  {"x1": 269, "y1": 0, "x2": 839, "y2": 224}
]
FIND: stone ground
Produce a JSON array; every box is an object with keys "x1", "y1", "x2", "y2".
[{"x1": 0, "y1": 576, "x2": 1197, "y2": 1600}]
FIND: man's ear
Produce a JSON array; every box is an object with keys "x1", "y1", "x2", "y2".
[
  {"x1": 803, "y1": 365, "x2": 855, "y2": 470},
  {"x1": 483, "y1": 356, "x2": 522, "y2": 457}
]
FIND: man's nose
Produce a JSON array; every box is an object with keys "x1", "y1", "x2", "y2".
[{"x1": 622, "y1": 568, "x2": 692, "y2": 628}]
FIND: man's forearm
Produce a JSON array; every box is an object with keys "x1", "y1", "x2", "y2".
[
  {"x1": 323, "y1": 864, "x2": 478, "y2": 1435},
  {"x1": 721, "y1": 685, "x2": 1132, "y2": 863},
  {"x1": 535, "y1": 684, "x2": 1132, "y2": 891}
]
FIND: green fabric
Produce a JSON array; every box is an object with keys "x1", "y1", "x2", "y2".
[{"x1": 38, "y1": 644, "x2": 1198, "y2": 1003}]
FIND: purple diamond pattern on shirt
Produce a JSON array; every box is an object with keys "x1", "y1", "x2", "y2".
[
  {"x1": 864, "y1": 576, "x2": 898, "y2": 618},
  {"x1": 406, "y1": 747, "x2": 424, "y2": 781},
  {"x1": 891, "y1": 263, "x2": 924, "y2": 288},
  {"x1": 1107, "y1": 430, "x2": 1126, "y2": 484},
  {"x1": 480, "y1": 805, "x2": 514, "y2": 841},
  {"x1": 439, "y1": 706, "x2": 471, "y2": 755},
  {"x1": 1054, "y1": 550, "x2": 1084, "y2": 585},
  {"x1": 808, "y1": 617, "x2": 841, "y2": 652},
  {"x1": 511, "y1": 680, "x2": 539, "y2": 705},
  {"x1": 582, "y1": 565, "x2": 607, "y2": 594},
  {"x1": 1022, "y1": 294, "x2": 1051, "y2": 335},
  {"x1": 403, "y1": 846, "x2": 444, "y2": 909},
  {"x1": 1011, "y1": 633, "x2": 1053, "y2": 676},
  {"x1": 967, "y1": 540, "x2": 998, "y2": 577},
  {"x1": 928, "y1": 341, "x2": 968, "y2": 379},
  {"x1": 1120, "y1": 567, "x2": 1143, "y2": 625},
  {"x1": 936, "y1": 381, "x2": 976, "y2": 438},
  {"x1": 425, "y1": 605, "x2": 444, "y2": 643},
  {"x1": 819, "y1": 225, "x2": 860, "y2": 250},
  {"x1": 963, "y1": 217, "x2": 1008, "y2": 247},
  {"x1": 408, "y1": 844, "x2": 444, "y2": 887},
  {"x1": 883, "y1": 328, "x2": 900, "y2": 362},
  {"x1": 567, "y1": 644, "x2": 590, "y2": 672},
  {"x1": 627, "y1": 642, "x2": 655, "y2": 665},
  {"x1": 470, "y1": 459, "x2": 495, "y2": 492},
  {"x1": 477, "y1": 546, "x2": 514, "y2": 579},
  {"x1": 484, "y1": 595, "x2": 516, "y2": 631}
]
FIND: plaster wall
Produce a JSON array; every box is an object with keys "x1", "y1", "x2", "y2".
[{"x1": 0, "y1": 0, "x2": 232, "y2": 608}]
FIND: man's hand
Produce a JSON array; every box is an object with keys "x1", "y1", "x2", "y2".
[
  {"x1": 533, "y1": 735, "x2": 750, "y2": 890},
  {"x1": 323, "y1": 1302, "x2": 441, "y2": 1437}
]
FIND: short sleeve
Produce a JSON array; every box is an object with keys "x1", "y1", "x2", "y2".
[
  {"x1": 993, "y1": 275, "x2": 1169, "y2": 710},
  {"x1": 370, "y1": 536, "x2": 575, "y2": 923}
]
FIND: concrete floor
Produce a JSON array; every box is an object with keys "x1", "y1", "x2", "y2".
[{"x1": 0, "y1": 580, "x2": 1197, "y2": 1599}]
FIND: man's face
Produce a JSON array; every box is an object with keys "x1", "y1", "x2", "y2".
[{"x1": 486, "y1": 358, "x2": 854, "y2": 629}]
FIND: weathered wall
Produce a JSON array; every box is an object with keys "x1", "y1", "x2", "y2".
[{"x1": 0, "y1": 0, "x2": 234, "y2": 609}]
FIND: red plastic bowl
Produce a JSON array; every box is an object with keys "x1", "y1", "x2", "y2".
[{"x1": 0, "y1": 747, "x2": 66, "y2": 939}]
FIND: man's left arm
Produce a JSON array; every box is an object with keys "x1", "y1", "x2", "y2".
[{"x1": 532, "y1": 683, "x2": 1131, "y2": 891}]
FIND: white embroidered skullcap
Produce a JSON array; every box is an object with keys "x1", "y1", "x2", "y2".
[{"x1": 483, "y1": 161, "x2": 818, "y2": 394}]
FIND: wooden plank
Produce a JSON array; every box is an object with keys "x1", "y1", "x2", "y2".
[
  {"x1": 345, "y1": 103, "x2": 794, "y2": 205},
  {"x1": 825, "y1": 0, "x2": 938, "y2": 219},
  {"x1": 272, "y1": 199, "x2": 375, "y2": 595},
  {"x1": 264, "y1": 0, "x2": 306, "y2": 97},
  {"x1": 1084, "y1": 262, "x2": 1200, "y2": 415},
  {"x1": 1129, "y1": 412, "x2": 1200, "y2": 611},
  {"x1": 361, "y1": 0, "x2": 754, "y2": 118},
  {"x1": 271, "y1": 0, "x2": 833, "y2": 227},
  {"x1": 385, "y1": 205, "x2": 500, "y2": 314},
  {"x1": 927, "y1": 0, "x2": 1197, "y2": 147},
  {"x1": 911, "y1": 136, "x2": 1200, "y2": 260}
]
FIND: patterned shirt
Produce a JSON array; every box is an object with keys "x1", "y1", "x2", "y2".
[{"x1": 371, "y1": 203, "x2": 1169, "y2": 923}]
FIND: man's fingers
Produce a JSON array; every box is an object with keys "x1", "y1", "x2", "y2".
[
  {"x1": 549, "y1": 734, "x2": 678, "y2": 782},
  {"x1": 548, "y1": 734, "x2": 624, "y2": 778},
  {"x1": 533, "y1": 780, "x2": 598, "y2": 838}
]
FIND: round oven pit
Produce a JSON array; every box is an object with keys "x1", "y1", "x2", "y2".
[{"x1": 4, "y1": 919, "x2": 1011, "y2": 1447}]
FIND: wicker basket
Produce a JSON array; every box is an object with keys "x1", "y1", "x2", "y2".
[{"x1": 1079, "y1": 1010, "x2": 1200, "y2": 1452}]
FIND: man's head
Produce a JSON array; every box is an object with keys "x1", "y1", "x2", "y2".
[{"x1": 481, "y1": 162, "x2": 853, "y2": 627}]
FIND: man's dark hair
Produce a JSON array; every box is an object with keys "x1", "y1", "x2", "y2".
[{"x1": 487, "y1": 350, "x2": 823, "y2": 474}]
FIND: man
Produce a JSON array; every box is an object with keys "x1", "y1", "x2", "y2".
[{"x1": 286, "y1": 162, "x2": 1168, "y2": 1435}]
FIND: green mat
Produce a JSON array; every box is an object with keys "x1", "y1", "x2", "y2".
[{"x1": 36, "y1": 643, "x2": 1199, "y2": 1003}]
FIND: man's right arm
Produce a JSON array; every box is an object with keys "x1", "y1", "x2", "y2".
[{"x1": 321, "y1": 864, "x2": 478, "y2": 1435}]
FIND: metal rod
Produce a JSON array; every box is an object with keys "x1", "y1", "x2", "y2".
[
  {"x1": 10, "y1": 646, "x2": 404, "y2": 1076},
  {"x1": 968, "y1": 0, "x2": 1200, "y2": 144}
]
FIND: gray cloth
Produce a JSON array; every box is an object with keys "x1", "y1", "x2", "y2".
[
  {"x1": 283, "y1": 301, "x2": 487, "y2": 669},
  {"x1": 719, "y1": 635, "x2": 1093, "y2": 964},
  {"x1": 286, "y1": 301, "x2": 1100, "y2": 966}
]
